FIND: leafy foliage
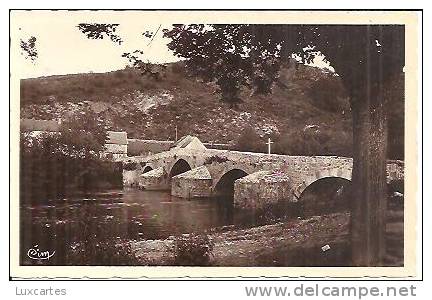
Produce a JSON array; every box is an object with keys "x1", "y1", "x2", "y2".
[
  {"x1": 58, "y1": 107, "x2": 107, "y2": 157},
  {"x1": 163, "y1": 25, "x2": 404, "y2": 107},
  {"x1": 20, "y1": 36, "x2": 38, "y2": 62},
  {"x1": 64, "y1": 201, "x2": 140, "y2": 265},
  {"x1": 123, "y1": 162, "x2": 138, "y2": 171},
  {"x1": 307, "y1": 74, "x2": 349, "y2": 113},
  {"x1": 77, "y1": 23, "x2": 123, "y2": 45},
  {"x1": 174, "y1": 233, "x2": 214, "y2": 266},
  {"x1": 163, "y1": 25, "x2": 291, "y2": 105},
  {"x1": 233, "y1": 126, "x2": 266, "y2": 153},
  {"x1": 20, "y1": 110, "x2": 122, "y2": 204},
  {"x1": 122, "y1": 51, "x2": 168, "y2": 80},
  {"x1": 272, "y1": 128, "x2": 353, "y2": 157}
]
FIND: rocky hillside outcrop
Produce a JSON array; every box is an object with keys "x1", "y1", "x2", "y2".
[{"x1": 20, "y1": 63, "x2": 361, "y2": 157}]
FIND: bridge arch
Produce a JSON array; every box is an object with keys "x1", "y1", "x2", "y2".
[
  {"x1": 213, "y1": 168, "x2": 249, "y2": 197},
  {"x1": 143, "y1": 166, "x2": 153, "y2": 173},
  {"x1": 169, "y1": 158, "x2": 192, "y2": 179},
  {"x1": 294, "y1": 168, "x2": 352, "y2": 199},
  {"x1": 296, "y1": 176, "x2": 352, "y2": 217}
]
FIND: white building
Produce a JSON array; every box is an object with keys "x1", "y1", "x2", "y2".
[{"x1": 105, "y1": 131, "x2": 128, "y2": 161}]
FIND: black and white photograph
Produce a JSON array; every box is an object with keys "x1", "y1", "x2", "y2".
[{"x1": 9, "y1": 9, "x2": 421, "y2": 279}]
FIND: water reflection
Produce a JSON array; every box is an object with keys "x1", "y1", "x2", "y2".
[{"x1": 20, "y1": 189, "x2": 252, "y2": 264}]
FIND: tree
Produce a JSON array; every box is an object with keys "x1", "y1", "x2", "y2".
[
  {"x1": 163, "y1": 25, "x2": 290, "y2": 105},
  {"x1": 307, "y1": 26, "x2": 404, "y2": 266},
  {"x1": 163, "y1": 24, "x2": 404, "y2": 266},
  {"x1": 20, "y1": 108, "x2": 113, "y2": 203},
  {"x1": 20, "y1": 36, "x2": 38, "y2": 62},
  {"x1": 77, "y1": 23, "x2": 405, "y2": 266}
]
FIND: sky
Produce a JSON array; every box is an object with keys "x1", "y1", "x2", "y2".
[
  {"x1": 11, "y1": 11, "x2": 333, "y2": 79},
  {"x1": 12, "y1": 11, "x2": 180, "y2": 79}
]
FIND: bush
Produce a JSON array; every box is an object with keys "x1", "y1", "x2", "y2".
[
  {"x1": 20, "y1": 144, "x2": 123, "y2": 205},
  {"x1": 19, "y1": 111, "x2": 123, "y2": 204},
  {"x1": 308, "y1": 75, "x2": 349, "y2": 113},
  {"x1": 113, "y1": 70, "x2": 126, "y2": 79},
  {"x1": 234, "y1": 126, "x2": 266, "y2": 153},
  {"x1": 272, "y1": 128, "x2": 352, "y2": 157},
  {"x1": 61, "y1": 201, "x2": 140, "y2": 265},
  {"x1": 174, "y1": 233, "x2": 214, "y2": 266},
  {"x1": 170, "y1": 62, "x2": 186, "y2": 74},
  {"x1": 66, "y1": 239, "x2": 141, "y2": 266}
]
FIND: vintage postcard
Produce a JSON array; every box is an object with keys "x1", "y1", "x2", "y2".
[{"x1": 9, "y1": 10, "x2": 421, "y2": 279}]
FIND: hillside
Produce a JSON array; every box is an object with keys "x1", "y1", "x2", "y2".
[{"x1": 20, "y1": 62, "x2": 384, "y2": 157}]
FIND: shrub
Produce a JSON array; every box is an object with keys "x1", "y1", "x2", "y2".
[
  {"x1": 66, "y1": 239, "x2": 141, "y2": 266},
  {"x1": 234, "y1": 126, "x2": 266, "y2": 153},
  {"x1": 19, "y1": 111, "x2": 123, "y2": 204},
  {"x1": 308, "y1": 75, "x2": 349, "y2": 113},
  {"x1": 173, "y1": 233, "x2": 214, "y2": 266},
  {"x1": 170, "y1": 62, "x2": 186, "y2": 74},
  {"x1": 113, "y1": 70, "x2": 126, "y2": 79},
  {"x1": 272, "y1": 128, "x2": 352, "y2": 157}
]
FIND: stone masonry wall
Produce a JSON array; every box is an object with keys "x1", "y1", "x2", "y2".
[
  {"x1": 171, "y1": 177, "x2": 213, "y2": 198},
  {"x1": 124, "y1": 146, "x2": 405, "y2": 211},
  {"x1": 138, "y1": 167, "x2": 169, "y2": 190},
  {"x1": 234, "y1": 171, "x2": 294, "y2": 210}
]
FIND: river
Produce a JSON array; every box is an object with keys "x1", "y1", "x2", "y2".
[{"x1": 20, "y1": 189, "x2": 278, "y2": 265}]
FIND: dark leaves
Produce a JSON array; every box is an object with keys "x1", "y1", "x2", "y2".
[
  {"x1": 122, "y1": 51, "x2": 167, "y2": 81},
  {"x1": 163, "y1": 24, "x2": 404, "y2": 104},
  {"x1": 77, "y1": 23, "x2": 123, "y2": 45},
  {"x1": 162, "y1": 25, "x2": 304, "y2": 104},
  {"x1": 20, "y1": 36, "x2": 38, "y2": 62},
  {"x1": 142, "y1": 30, "x2": 154, "y2": 38}
]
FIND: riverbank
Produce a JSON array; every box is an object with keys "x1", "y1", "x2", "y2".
[
  {"x1": 132, "y1": 208, "x2": 403, "y2": 267},
  {"x1": 133, "y1": 213, "x2": 350, "y2": 266},
  {"x1": 132, "y1": 214, "x2": 349, "y2": 266}
]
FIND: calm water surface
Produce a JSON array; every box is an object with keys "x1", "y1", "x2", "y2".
[{"x1": 20, "y1": 189, "x2": 265, "y2": 263}]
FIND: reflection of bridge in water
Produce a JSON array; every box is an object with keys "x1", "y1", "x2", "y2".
[{"x1": 123, "y1": 136, "x2": 404, "y2": 210}]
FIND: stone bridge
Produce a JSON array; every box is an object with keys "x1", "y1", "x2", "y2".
[{"x1": 123, "y1": 136, "x2": 404, "y2": 210}]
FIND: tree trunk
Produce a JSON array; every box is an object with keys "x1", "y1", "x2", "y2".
[{"x1": 350, "y1": 89, "x2": 388, "y2": 266}]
